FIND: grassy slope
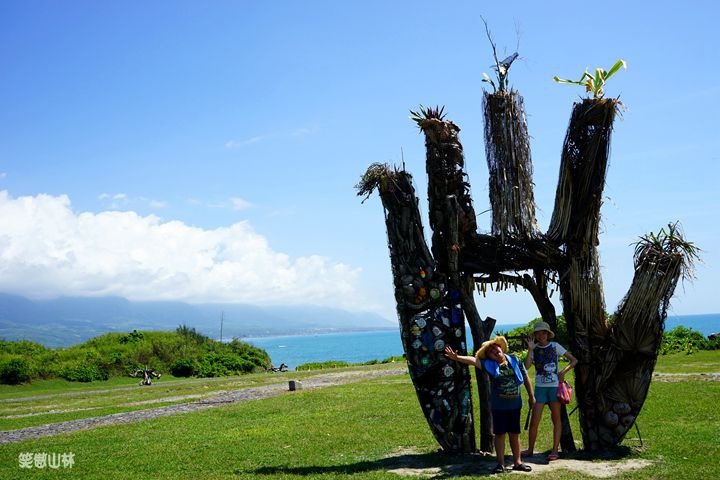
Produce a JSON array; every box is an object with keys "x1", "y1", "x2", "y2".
[{"x1": 0, "y1": 353, "x2": 717, "y2": 479}]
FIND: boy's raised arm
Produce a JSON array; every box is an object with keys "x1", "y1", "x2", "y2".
[{"x1": 444, "y1": 346, "x2": 480, "y2": 368}]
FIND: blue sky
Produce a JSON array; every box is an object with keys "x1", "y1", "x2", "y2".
[{"x1": 1, "y1": 1, "x2": 718, "y2": 326}]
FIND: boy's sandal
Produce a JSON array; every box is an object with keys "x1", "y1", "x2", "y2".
[
  {"x1": 520, "y1": 449, "x2": 533, "y2": 457},
  {"x1": 512, "y1": 463, "x2": 532, "y2": 472},
  {"x1": 492, "y1": 464, "x2": 506, "y2": 474},
  {"x1": 546, "y1": 452, "x2": 559, "y2": 461}
]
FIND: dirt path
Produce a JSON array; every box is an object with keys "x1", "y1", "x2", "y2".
[
  {"x1": 652, "y1": 372, "x2": 720, "y2": 382},
  {"x1": 0, "y1": 374, "x2": 256, "y2": 404},
  {"x1": 387, "y1": 455, "x2": 653, "y2": 478},
  {"x1": 0, "y1": 366, "x2": 406, "y2": 445}
]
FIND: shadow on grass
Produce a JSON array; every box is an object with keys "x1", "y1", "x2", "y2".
[
  {"x1": 570, "y1": 446, "x2": 638, "y2": 460},
  {"x1": 245, "y1": 446, "x2": 639, "y2": 478},
  {"x1": 247, "y1": 451, "x2": 508, "y2": 478}
]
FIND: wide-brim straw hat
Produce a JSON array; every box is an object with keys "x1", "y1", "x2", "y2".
[
  {"x1": 475, "y1": 336, "x2": 508, "y2": 359},
  {"x1": 532, "y1": 321, "x2": 555, "y2": 339}
]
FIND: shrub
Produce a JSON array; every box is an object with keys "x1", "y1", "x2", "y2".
[
  {"x1": 239, "y1": 351, "x2": 270, "y2": 369},
  {"x1": 59, "y1": 363, "x2": 108, "y2": 382},
  {"x1": 170, "y1": 358, "x2": 196, "y2": 377},
  {"x1": 1, "y1": 339, "x2": 48, "y2": 357},
  {"x1": 0, "y1": 329, "x2": 270, "y2": 382},
  {"x1": 660, "y1": 326, "x2": 710, "y2": 355},
  {"x1": 107, "y1": 351, "x2": 125, "y2": 367},
  {"x1": 503, "y1": 320, "x2": 717, "y2": 356},
  {"x1": 119, "y1": 330, "x2": 144, "y2": 344},
  {"x1": 195, "y1": 354, "x2": 229, "y2": 377},
  {"x1": 194, "y1": 353, "x2": 255, "y2": 377},
  {"x1": 34, "y1": 351, "x2": 61, "y2": 379},
  {"x1": 177, "y1": 325, "x2": 210, "y2": 344},
  {"x1": 0, "y1": 357, "x2": 32, "y2": 384},
  {"x1": 296, "y1": 361, "x2": 350, "y2": 371},
  {"x1": 380, "y1": 356, "x2": 404, "y2": 363}
]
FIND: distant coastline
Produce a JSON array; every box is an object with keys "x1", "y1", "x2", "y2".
[
  {"x1": 247, "y1": 313, "x2": 720, "y2": 370},
  {"x1": 245, "y1": 313, "x2": 720, "y2": 340},
  {"x1": 1, "y1": 297, "x2": 717, "y2": 349}
]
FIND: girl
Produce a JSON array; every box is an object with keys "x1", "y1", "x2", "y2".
[{"x1": 522, "y1": 321, "x2": 577, "y2": 461}]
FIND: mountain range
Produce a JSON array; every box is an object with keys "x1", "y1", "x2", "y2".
[{"x1": 0, "y1": 293, "x2": 395, "y2": 347}]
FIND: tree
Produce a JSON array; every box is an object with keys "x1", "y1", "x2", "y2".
[{"x1": 357, "y1": 67, "x2": 697, "y2": 453}]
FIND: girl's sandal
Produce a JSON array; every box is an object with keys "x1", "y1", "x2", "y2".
[{"x1": 546, "y1": 452, "x2": 559, "y2": 461}]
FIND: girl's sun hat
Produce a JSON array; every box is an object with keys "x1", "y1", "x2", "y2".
[
  {"x1": 474, "y1": 336, "x2": 508, "y2": 359},
  {"x1": 532, "y1": 321, "x2": 555, "y2": 339}
]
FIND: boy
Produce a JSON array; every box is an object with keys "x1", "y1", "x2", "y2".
[{"x1": 445, "y1": 336, "x2": 534, "y2": 473}]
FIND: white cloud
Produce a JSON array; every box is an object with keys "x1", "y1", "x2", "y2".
[
  {"x1": 186, "y1": 197, "x2": 254, "y2": 211},
  {"x1": 230, "y1": 197, "x2": 253, "y2": 210},
  {"x1": 98, "y1": 192, "x2": 129, "y2": 209},
  {"x1": 97, "y1": 193, "x2": 128, "y2": 202},
  {"x1": 225, "y1": 126, "x2": 318, "y2": 149},
  {"x1": 99, "y1": 193, "x2": 167, "y2": 210},
  {"x1": 0, "y1": 191, "x2": 366, "y2": 310},
  {"x1": 291, "y1": 127, "x2": 317, "y2": 137},
  {"x1": 225, "y1": 137, "x2": 263, "y2": 149}
]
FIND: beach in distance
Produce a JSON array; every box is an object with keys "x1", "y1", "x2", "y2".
[{"x1": 247, "y1": 313, "x2": 720, "y2": 370}]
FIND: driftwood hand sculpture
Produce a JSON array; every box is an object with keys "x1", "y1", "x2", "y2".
[{"x1": 358, "y1": 90, "x2": 697, "y2": 453}]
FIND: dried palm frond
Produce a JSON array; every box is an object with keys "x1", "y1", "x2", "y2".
[
  {"x1": 547, "y1": 98, "x2": 618, "y2": 245},
  {"x1": 355, "y1": 162, "x2": 391, "y2": 200},
  {"x1": 361, "y1": 160, "x2": 477, "y2": 453},
  {"x1": 560, "y1": 253, "x2": 607, "y2": 348},
  {"x1": 632, "y1": 221, "x2": 700, "y2": 283},
  {"x1": 410, "y1": 105, "x2": 446, "y2": 128},
  {"x1": 550, "y1": 99, "x2": 618, "y2": 435},
  {"x1": 582, "y1": 223, "x2": 702, "y2": 449},
  {"x1": 416, "y1": 110, "x2": 478, "y2": 271},
  {"x1": 483, "y1": 90, "x2": 538, "y2": 242},
  {"x1": 610, "y1": 222, "x2": 700, "y2": 352},
  {"x1": 602, "y1": 368, "x2": 652, "y2": 410}
]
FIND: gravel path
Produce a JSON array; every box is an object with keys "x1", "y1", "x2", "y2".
[
  {"x1": 652, "y1": 372, "x2": 720, "y2": 382},
  {"x1": 0, "y1": 366, "x2": 407, "y2": 445}
]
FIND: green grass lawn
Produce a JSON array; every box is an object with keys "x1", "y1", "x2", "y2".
[
  {"x1": 0, "y1": 364, "x2": 407, "y2": 431},
  {"x1": 0, "y1": 352, "x2": 717, "y2": 479},
  {"x1": 652, "y1": 349, "x2": 720, "y2": 373},
  {"x1": 0, "y1": 370, "x2": 275, "y2": 400}
]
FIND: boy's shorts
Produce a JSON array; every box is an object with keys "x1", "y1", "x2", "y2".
[
  {"x1": 492, "y1": 408, "x2": 521, "y2": 434},
  {"x1": 534, "y1": 386, "x2": 559, "y2": 404}
]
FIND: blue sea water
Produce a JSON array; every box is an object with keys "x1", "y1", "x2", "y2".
[
  {"x1": 245, "y1": 313, "x2": 720, "y2": 371},
  {"x1": 665, "y1": 313, "x2": 720, "y2": 336},
  {"x1": 245, "y1": 330, "x2": 403, "y2": 371}
]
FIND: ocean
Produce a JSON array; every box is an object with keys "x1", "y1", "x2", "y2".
[{"x1": 245, "y1": 313, "x2": 720, "y2": 371}]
